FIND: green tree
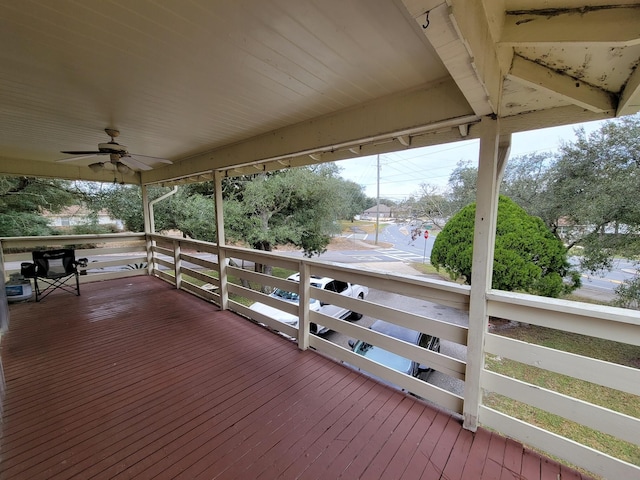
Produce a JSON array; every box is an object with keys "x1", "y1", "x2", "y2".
[
  {"x1": 447, "y1": 160, "x2": 478, "y2": 212},
  {"x1": 93, "y1": 184, "x2": 178, "y2": 232},
  {"x1": 410, "y1": 183, "x2": 456, "y2": 228},
  {"x1": 431, "y1": 195, "x2": 580, "y2": 297},
  {"x1": 613, "y1": 271, "x2": 640, "y2": 310},
  {"x1": 0, "y1": 176, "x2": 81, "y2": 237},
  {"x1": 544, "y1": 116, "x2": 640, "y2": 273},
  {"x1": 500, "y1": 152, "x2": 553, "y2": 220},
  {"x1": 224, "y1": 167, "x2": 342, "y2": 257}
]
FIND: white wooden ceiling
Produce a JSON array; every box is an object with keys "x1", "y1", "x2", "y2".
[{"x1": 1, "y1": 0, "x2": 639, "y2": 184}]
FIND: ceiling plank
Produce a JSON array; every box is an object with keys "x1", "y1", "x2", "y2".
[
  {"x1": 507, "y1": 56, "x2": 615, "y2": 114},
  {"x1": 617, "y1": 63, "x2": 640, "y2": 117},
  {"x1": 502, "y1": 6, "x2": 640, "y2": 46},
  {"x1": 140, "y1": 79, "x2": 478, "y2": 184}
]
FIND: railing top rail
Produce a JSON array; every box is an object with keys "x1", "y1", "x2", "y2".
[
  {"x1": 487, "y1": 289, "x2": 640, "y2": 326},
  {"x1": 1, "y1": 232, "x2": 145, "y2": 243}
]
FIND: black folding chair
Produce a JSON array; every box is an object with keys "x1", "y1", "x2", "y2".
[{"x1": 21, "y1": 249, "x2": 88, "y2": 302}]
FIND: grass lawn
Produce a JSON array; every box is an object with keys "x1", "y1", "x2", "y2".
[
  {"x1": 485, "y1": 324, "x2": 640, "y2": 468},
  {"x1": 339, "y1": 219, "x2": 390, "y2": 234}
]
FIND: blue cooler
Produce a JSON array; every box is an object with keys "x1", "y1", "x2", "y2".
[{"x1": 6, "y1": 280, "x2": 33, "y2": 302}]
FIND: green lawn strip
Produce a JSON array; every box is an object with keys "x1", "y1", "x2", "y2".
[
  {"x1": 339, "y1": 220, "x2": 390, "y2": 234},
  {"x1": 485, "y1": 325, "x2": 640, "y2": 466}
]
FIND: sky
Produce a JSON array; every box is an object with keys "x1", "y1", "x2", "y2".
[{"x1": 334, "y1": 119, "x2": 608, "y2": 201}]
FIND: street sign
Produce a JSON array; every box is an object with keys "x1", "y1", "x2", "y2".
[{"x1": 424, "y1": 230, "x2": 429, "y2": 239}]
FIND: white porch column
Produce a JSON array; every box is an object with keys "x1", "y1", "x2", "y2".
[
  {"x1": 214, "y1": 171, "x2": 229, "y2": 311},
  {"x1": 463, "y1": 117, "x2": 510, "y2": 431},
  {"x1": 141, "y1": 184, "x2": 154, "y2": 276}
]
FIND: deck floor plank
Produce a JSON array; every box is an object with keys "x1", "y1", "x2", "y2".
[{"x1": 1, "y1": 276, "x2": 594, "y2": 480}]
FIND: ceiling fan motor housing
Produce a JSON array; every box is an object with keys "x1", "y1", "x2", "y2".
[{"x1": 98, "y1": 142, "x2": 127, "y2": 153}]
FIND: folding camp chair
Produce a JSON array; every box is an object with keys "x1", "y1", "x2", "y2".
[{"x1": 21, "y1": 249, "x2": 88, "y2": 302}]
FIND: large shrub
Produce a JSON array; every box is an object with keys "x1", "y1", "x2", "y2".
[{"x1": 431, "y1": 196, "x2": 580, "y2": 297}]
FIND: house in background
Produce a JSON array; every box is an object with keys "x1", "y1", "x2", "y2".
[
  {"x1": 42, "y1": 206, "x2": 123, "y2": 231},
  {"x1": 361, "y1": 204, "x2": 393, "y2": 220}
]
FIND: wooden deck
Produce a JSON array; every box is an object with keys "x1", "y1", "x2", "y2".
[{"x1": 1, "y1": 276, "x2": 592, "y2": 480}]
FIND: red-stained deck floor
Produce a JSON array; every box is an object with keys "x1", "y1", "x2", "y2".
[{"x1": 1, "y1": 276, "x2": 592, "y2": 479}]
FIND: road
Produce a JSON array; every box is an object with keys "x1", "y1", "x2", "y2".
[{"x1": 318, "y1": 223, "x2": 632, "y2": 301}]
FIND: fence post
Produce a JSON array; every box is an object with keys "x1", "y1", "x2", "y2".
[
  {"x1": 173, "y1": 239, "x2": 182, "y2": 289},
  {"x1": 297, "y1": 262, "x2": 311, "y2": 350}
]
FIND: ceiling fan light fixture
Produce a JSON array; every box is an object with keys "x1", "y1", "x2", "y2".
[
  {"x1": 88, "y1": 162, "x2": 104, "y2": 173},
  {"x1": 116, "y1": 162, "x2": 132, "y2": 174}
]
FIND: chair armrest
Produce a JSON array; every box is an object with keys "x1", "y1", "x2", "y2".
[{"x1": 21, "y1": 262, "x2": 37, "y2": 278}]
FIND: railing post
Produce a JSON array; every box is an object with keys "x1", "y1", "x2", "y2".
[
  {"x1": 297, "y1": 261, "x2": 311, "y2": 350},
  {"x1": 0, "y1": 240, "x2": 9, "y2": 334},
  {"x1": 463, "y1": 117, "x2": 510, "y2": 431},
  {"x1": 173, "y1": 239, "x2": 182, "y2": 290},
  {"x1": 214, "y1": 170, "x2": 229, "y2": 310},
  {"x1": 141, "y1": 185, "x2": 154, "y2": 276}
]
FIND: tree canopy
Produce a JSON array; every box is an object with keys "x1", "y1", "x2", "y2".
[
  {"x1": 414, "y1": 115, "x2": 640, "y2": 277},
  {"x1": 0, "y1": 176, "x2": 81, "y2": 237},
  {"x1": 93, "y1": 164, "x2": 368, "y2": 257},
  {"x1": 431, "y1": 195, "x2": 580, "y2": 297}
]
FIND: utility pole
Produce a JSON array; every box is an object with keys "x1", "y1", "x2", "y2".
[{"x1": 375, "y1": 154, "x2": 380, "y2": 245}]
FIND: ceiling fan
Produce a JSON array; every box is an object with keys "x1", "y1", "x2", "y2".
[{"x1": 57, "y1": 128, "x2": 173, "y2": 174}]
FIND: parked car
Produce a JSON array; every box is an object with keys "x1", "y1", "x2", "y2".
[
  {"x1": 348, "y1": 320, "x2": 440, "y2": 378},
  {"x1": 249, "y1": 273, "x2": 369, "y2": 334}
]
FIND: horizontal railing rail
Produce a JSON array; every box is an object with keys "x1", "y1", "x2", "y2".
[
  {"x1": 1, "y1": 233, "x2": 148, "y2": 284},
  {"x1": 483, "y1": 290, "x2": 640, "y2": 479}
]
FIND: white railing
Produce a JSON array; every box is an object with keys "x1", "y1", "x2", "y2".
[
  {"x1": 3, "y1": 233, "x2": 640, "y2": 478},
  {"x1": 1, "y1": 233, "x2": 148, "y2": 284},
  {"x1": 483, "y1": 291, "x2": 640, "y2": 479}
]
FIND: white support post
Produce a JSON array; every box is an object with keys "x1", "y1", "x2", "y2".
[
  {"x1": 463, "y1": 117, "x2": 510, "y2": 431},
  {"x1": 297, "y1": 262, "x2": 311, "y2": 350},
  {"x1": 0, "y1": 240, "x2": 9, "y2": 334},
  {"x1": 141, "y1": 184, "x2": 154, "y2": 276},
  {"x1": 173, "y1": 239, "x2": 182, "y2": 290},
  {"x1": 214, "y1": 171, "x2": 229, "y2": 311}
]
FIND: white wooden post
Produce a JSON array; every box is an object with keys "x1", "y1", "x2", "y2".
[
  {"x1": 214, "y1": 170, "x2": 229, "y2": 311},
  {"x1": 463, "y1": 117, "x2": 510, "y2": 431},
  {"x1": 297, "y1": 262, "x2": 311, "y2": 350},
  {"x1": 141, "y1": 184, "x2": 154, "y2": 276},
  {"x1": 173, "y1": 239, "x2": 182, "y2": 290}
]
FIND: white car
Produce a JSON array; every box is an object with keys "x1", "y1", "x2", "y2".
[{"x1": 249, "y1": 273, "x2": 369, "y2": 334}]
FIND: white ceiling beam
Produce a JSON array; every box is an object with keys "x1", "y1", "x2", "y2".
[
  {"x1": 401, "y1": 1, "x2": 495, "y2": 116},
  {"x1": 502, "y1": 6, "x2": 640, "y2": 46},
  {"x1": 618, "y1": 63, "x2": 640, "y2": 117},
  {"x1": 507, "y1": 55, "x2": 615, "y2": 114},
  {"x1": 447, "y1": 0, "x2": 503, "y2": 114},
  {"x1": 140, "y1": 79, "x2": 477, "y2": 184}
]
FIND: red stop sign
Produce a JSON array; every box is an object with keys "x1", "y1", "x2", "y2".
[{"x1": 424, "y1": 230, "x2": 429, "y2": 239}]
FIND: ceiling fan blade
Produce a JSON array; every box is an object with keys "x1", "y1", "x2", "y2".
[
  {"x1": 56, "y1": 154, "x2": 101, "y2": 163},
  {"x1": 128, "y1": 153, "x2": 173, "y2": 164},
  {"x1": 61, "y1": 150, "x2": 104, "y2": 155},
  {"x1": 120, "y1": 156, "x2": 153, "y2": 171}
]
